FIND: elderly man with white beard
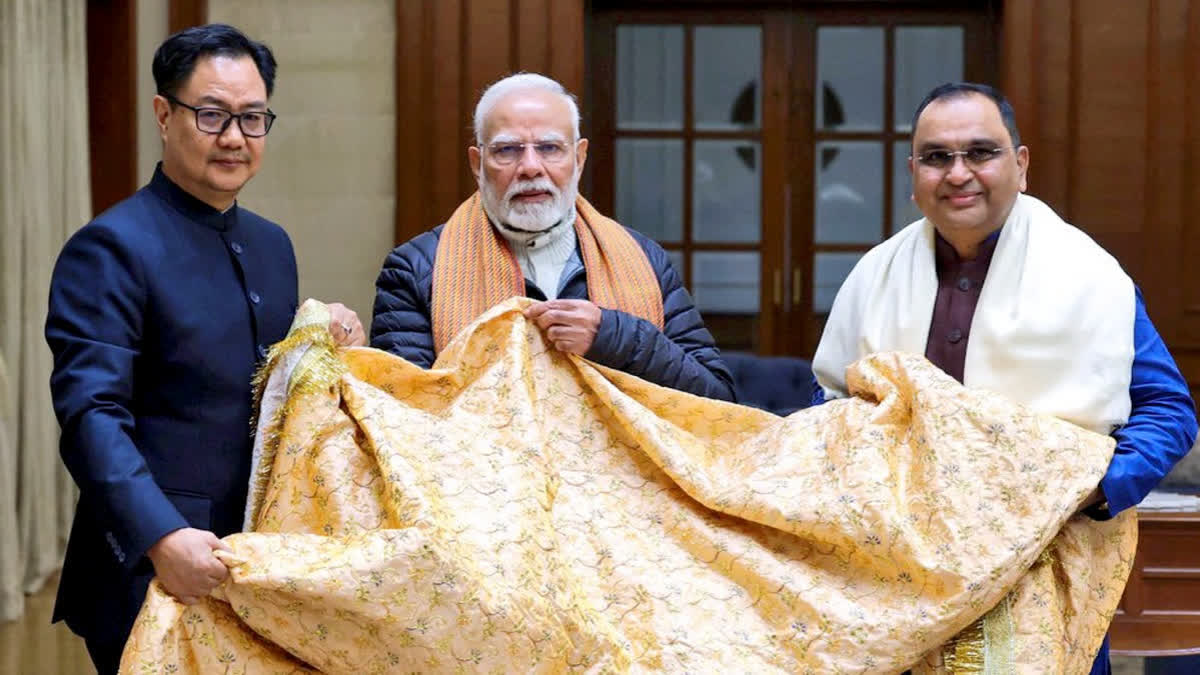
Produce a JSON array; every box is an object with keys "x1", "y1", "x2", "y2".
[{"x1": 370, "y1": 73, "x2": 735, "y2": 400}]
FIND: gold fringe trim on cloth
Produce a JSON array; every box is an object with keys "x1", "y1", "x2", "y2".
[
  {"x1": 942, "y1": 593, "x2": 1016, "y2": 674},
  {"x1": 943, "y1": 616, "x2": 986, "y2": 673},
  {"x1": 122, "y1": 299, "x2": 1136, "y2": 674},
  {"x1": 247, "y1": 308, "x2": 347, "y2": 530}
]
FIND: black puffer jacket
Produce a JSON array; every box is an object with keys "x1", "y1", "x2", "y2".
[{"x1": 370, "y1": 224, "x2": 736, "y2": 402}]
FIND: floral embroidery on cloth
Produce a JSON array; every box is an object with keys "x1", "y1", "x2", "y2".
[{"x1": 121, "y1": 298, "x2": 1135, "y2": 674}]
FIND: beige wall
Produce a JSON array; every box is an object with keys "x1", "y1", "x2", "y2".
[
  {"x1": 208, "y1": 0, "x2": 396, "y2": 321},
  {"x1": 136, "y1": 0, "x2": 167, "y2": 185}
]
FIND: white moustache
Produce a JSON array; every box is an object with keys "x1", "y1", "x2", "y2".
[{"x1": 504, "y1": 179, "x2": 560, "y2": 206}]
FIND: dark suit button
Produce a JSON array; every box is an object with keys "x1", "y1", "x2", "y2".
[
  {"x1": 948, "y1": 328, "x2": 964, "y2": 344},
  {"x1": 257, "y1": 344, "x2": 269, "y2": 359},
  {"x1": 957, "y1": 277, "x2": 971, "y2": 292},
  {"x1": 249, "y1": 290, "x2": 261, "y2": 304},
  {"x1": 105, "y1": 531, "x2": 125, "y2": 562},
  {"x1": 231, "y1": 241, "x2": 244, "y2": 254}
]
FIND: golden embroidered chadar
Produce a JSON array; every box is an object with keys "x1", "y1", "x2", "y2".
[{"x1": 120, "y1": 299, "x2": 1136, "y2": 674}]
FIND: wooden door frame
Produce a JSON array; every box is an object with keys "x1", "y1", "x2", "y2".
[
  {"x1": 587, "y1": 1, "x2": 1000, "y2": 357},
  {"x1": 588, "y1": 7, "x2": 790, "y2": 354},
  {"x1": 785, "y1": 5, "x2": 1000, "y2": 357},
  {"x1": 86, "y1": 0, "x2": 138, "y2": 216}
]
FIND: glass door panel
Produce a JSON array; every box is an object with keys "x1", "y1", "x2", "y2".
[
  {"x1": 609, "y1": 20, "x2": 768, "y2": 352},
  {"x1": 616, "y1": 25, "x2": 684, "y2": 130},
  {"x1": 893, "y1": 27, "x2": 964, "y2": 132},
  {"x1": 615, "y1": 138, "x2": 685, "y2": 241},
  {"x1": 592, "y1": 4, "x2": 994, "y2": 359},
  {"x1": 892, "y1": 140, "x2": 923, "y2": 228},
  {"x1": 814, "y1": 141, "x2": 884, "y2": 245},
  {"x1": 693, "y1": 140, "x2": 761, "y2": 244},
  {"x1": 802, "y1": 16, "x2": 967, "y2": 354},
  {"x1": 693, "y1": 251, "x2": 761, "y2": 313},
  {"x1": 816, "y1": 27, "x2": 884, "y2": 131},
  {"x1": 693, "y1": 26, "x2": 762, "y2": 130}
]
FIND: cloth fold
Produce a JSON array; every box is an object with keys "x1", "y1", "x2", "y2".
[{"x1": 122, "y1": 298, "x2": 1135, "y2": 674}]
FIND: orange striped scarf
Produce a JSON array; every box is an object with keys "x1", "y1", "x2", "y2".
[{"x1": 431, "y1": 192, "x2": 664, "y2": 353}]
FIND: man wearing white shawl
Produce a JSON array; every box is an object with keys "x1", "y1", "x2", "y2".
[{"x1": 813, "y1": 82, "x2": 1197, "y2": 674}]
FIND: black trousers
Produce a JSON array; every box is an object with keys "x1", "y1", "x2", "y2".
[{"x1": 84, "y1": 636, "x2": 124, "y2": 675}]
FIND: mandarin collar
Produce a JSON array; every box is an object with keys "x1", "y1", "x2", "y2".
[
  {"x1": 148, "y1": 163, "x2": 239, "y2": 232},
  {"x1": 934, "y1": 226, "x2": 1002, "y2": 267}
]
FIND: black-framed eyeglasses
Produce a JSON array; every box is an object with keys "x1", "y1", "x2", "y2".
[
  {"x1": 911, "y1": 146, "x2": 1011, "y2": 170},
  {"x1": 164, "y1": 94, "x2": 276, "y2": 138},
  {"x1": 482, "y1": 140, "x2": 573, "y2": 166}
]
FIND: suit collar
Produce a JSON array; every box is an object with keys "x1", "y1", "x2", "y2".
[{"x1": 148, "y1": 162, "x2": 239, "y2": 232}]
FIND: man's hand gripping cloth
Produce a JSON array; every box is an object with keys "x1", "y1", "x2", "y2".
[{"x1": 121, "y1": 298, "x2": 1135, "y2": 674}]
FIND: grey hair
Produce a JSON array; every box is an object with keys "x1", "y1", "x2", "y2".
[{"x1": 473, "y1": 72, "x2": 581, "y2": 145}]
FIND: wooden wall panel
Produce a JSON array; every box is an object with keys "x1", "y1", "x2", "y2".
[
  {"x1": 1074, "y1": 1, "x2": 1150, "y2": 282},
  {"x1": 430, "y1": 0, "x2": 466, "y2": 216},
  {"x1": 168, "y1": 0, "x2": 208, "y2": 34},
  {"x1": 1073, "y1": 1, "x2": 1148, "y2": 231},
  {"x1": 393, "y1": 0, "x2": 585, "y2": 245},
  {"x1": 86, "y1": 0, "x2": 138, "y2": 216},
  {"x1": 465, "y1": 1, "x2": 512, "y2": 138},
  {"x1": 1183, "y1": 0, "x2": 1200, "y2": 373},
  {"x1": 1146, "y1": 0, "x2": 1190, "y2": 342},
  {"x1": 1003, "y1": 0, "x2": 1072, "y2": 213},
  {"x1": 395, "y1": 0, "x2": 431, "y2": 240},
  {"x1": 1007, "y1": 0, "x2": 1200, "y2": 652},
  {"x1": 1171, "y1": 0, "x2": 1199, "y2": 403},
  {"x1": 1036, "y1": 4, "x2": 1072, "y2": 212},
  {"x1": 516, "y1": 0, "x2": 550, "y2": 73},
  {"x1": 1004, "y1": 0, "x2": 1200, "y2": 403},
  {"x1": 548, "y1": 0, "x2": 585, "y2": 101},
  {"x1": 1000, "y1": 0, "x2": 1035, "y2": 156}
]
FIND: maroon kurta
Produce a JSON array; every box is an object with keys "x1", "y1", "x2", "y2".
[{"x1": 923, "y1": 231, "x2": 1001, "y2": 383}]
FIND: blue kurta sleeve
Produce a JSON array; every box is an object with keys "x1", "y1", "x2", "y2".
[
  {"x1": 46, "y1": 223, "x2": 188, "y2": 569},
  {"x1": 1097, "y1": 288, "x2": 1199, "y2": 516},
  {"x1": 810, "y1": 379, "x2": 827, "y2": 407}
]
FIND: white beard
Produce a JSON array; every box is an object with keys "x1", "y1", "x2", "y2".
[{"x1": 479, "y1": 169, "x2": 579, "y2": 234}]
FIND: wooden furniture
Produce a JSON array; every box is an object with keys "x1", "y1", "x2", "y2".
[{"x1": 1112, "y1": 509, "x2": 1200, "y2": 656}]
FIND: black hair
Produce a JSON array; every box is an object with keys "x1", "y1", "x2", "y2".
[
  {"x1": 911, "y1": 82, "x2": 1021, "y2": 147},
  {"x1": 152, "y1": 23, "x2": 277, "y2": 99}
]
